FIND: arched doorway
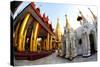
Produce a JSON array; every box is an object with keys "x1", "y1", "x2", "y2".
[
  {"x1": 37, "y1": 38, "x2": 42, "y2": 52},
  {"x1": 89, "y1": 33, "x2": 96, "y2": 55},
  {"x1": 25, "y1": 21, "x2": 34, "y2": 52}
]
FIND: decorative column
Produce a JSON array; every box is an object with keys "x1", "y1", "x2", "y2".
[
  {"x1": 70, "y1": 33, "x2": 77, "y2": 59},
  {"x1": 65, "y1": 32, "x2": 70, "y2": 58},
  {"x1": 60, "y1": 35, "x2": 65, "y2": 56},
  {"x1": 22, "y1": 29, "x2": 27, "y2": 51},
  {"x1": 87, "y1": 33, "x2": 91, "y2": 56},
  {"x1": 46, "y1": 33, "x2": 50, "y2": 51},
  {"x1": 42, "y1": 39, "x2": 46, "y2": 50},
  {"x1": 93, "y1": 31, "x2": 97, "y2": 51},
  {"x1": 18, "y1": 13, "x2": 30, "y2": 52},
  {"x1": 82, "y1": 33, "x2": 87, "y2": 56},
  {"x1": 82, "y1": 33, "x2": 85, "y2": 56},
  {"x1": 14, "y1": 22, "x2": 20, "y2": 47},
  {"x1": 49, "y1": 36, "x2": 52, "y2": 50},
  {"x1": 30, "y1": 22, "x2": 39, "y2": 52},
  {"x1": 82, "y1": 32, "x2": 90, "y2": 57}
]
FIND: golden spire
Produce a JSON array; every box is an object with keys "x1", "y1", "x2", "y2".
[
  {"x1": 56, "y1": 18, "x2": 60, "y2": 33},
  {"x1": 55, "y1": 18, "x2": 62, "y2": 40},
  {"x1": 88, "y1": 8, "x2": 97, "y2": 20},
  {"x1": 56, "y1": 18, "x2": 59, "y2": 30},
  {"x1": 65, "y1": 14, "x2": 70, "y2": 32}
]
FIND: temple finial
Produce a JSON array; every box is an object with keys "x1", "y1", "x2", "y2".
[
  {"x1": 55, "y1": 18, "x2": 62, "y2": 41},
  {"x1": 65, "y1": 14, "x2": 70, "y2": 32}
]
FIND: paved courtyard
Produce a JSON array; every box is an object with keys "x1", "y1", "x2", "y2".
[{"x1": 14, "y1": 52, "x2": 97, "y2": 66}]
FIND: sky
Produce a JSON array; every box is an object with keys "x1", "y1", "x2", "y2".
[{"x1": 14, "y1": 2, "x2": 97, "y2": 34}]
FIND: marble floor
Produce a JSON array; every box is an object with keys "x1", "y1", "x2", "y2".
[{"x1": 14, "y1": 52, "x2": 97, "y2": 66}]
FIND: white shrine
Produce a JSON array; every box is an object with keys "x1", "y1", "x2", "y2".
[{"x1": 59, "y1": 8, "x2": 97, "y2": 60}]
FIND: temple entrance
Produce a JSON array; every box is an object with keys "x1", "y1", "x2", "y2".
[
  {"x1": 89, "y1": 33, "x2": 96, "y2": 55},
  {"x1": 37, "y1": 38, "x2": 42, "y2": 52},
  {"x1": 25, "y1": 22, "x2": 34, "y2": 52}
]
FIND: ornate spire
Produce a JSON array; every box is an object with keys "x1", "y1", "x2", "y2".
[
  {"x1": 55, "y1": 18, "x2": 62, "y2": 40},
  {"x1": 57, "y1": 18, "x2": 59, "y2": 24},
  {"x1": 88, "y1": 8, "x2": 97, "y2": 20},
  {"x1": 56, "y1": 18, "x2": 60, "y2": 33},
  {"x1": 65, "y1": 14, "x2": 70, "y2": 32}
]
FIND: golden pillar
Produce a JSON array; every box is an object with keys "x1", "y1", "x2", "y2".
[
  {"x1": 30, "y1": 22, "x2": 39, "y2": 52},
  {"x1": 49, "y1": 36, "x2": 53, "y2": 50},
  {"x1": 22, "y1": 29, "x2": 27, "y2": 51},
  {"x1": 14, "y1": 22, "x2": 20, "y2": 47},
  {"x1": 46, "y1": 33, "x2": 50, "y2": 51},
  {"x1": 18, "y1": 13, "x2": 30, "y2": 51},
  {"x1": 42, "y1": 40, "x2": 44, "y2": 50},
  {"x1": 42, "y1": 39, "x2": 46, "y2": 50}
]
